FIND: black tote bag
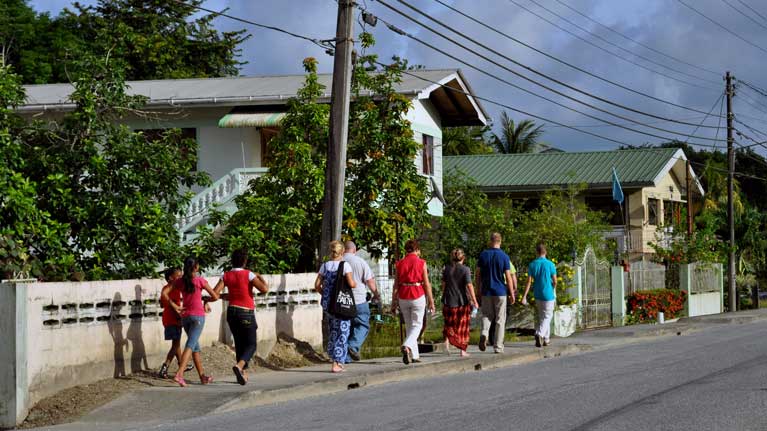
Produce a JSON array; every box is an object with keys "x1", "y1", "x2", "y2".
[{"x1": 329, "y1": 261, "x2": 357, "y2": 319}]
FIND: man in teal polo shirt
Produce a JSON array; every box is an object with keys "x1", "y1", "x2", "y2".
[{"x1": 522, "y1": 243, "x2": 557, "y2": 348}]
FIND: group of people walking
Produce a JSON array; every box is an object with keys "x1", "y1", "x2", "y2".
[
  {"x1": 158, "y1": 232, "x2": 558, "y2": 384},
  {"x1": 159, "y1": 249, "x2": 268, "y2": 387}
]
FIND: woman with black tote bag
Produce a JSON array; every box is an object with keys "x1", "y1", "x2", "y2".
[{"x1": 314, "y1": 241, "x2": 357, "y2": 373}]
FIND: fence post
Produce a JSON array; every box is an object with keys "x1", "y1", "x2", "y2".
[
  {"x1": 717, "y1": 263, "x2": 724, "y2": 313},
  {"x1": 680, "y1": 264, "x2": 691, "y2": 317},
  {"x1": 611, "y1": 266, "x2": 625, "y2": 327},
  {"x1": 0, "y1": 282, "x2": 29, "y2": 428},
  {"x1": 574, "y1": 265, "x2": 583, "y2": 327}
]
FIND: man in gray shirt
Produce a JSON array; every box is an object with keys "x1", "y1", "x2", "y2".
[{"x1": 344, "y1": 241, "x2": 380, "y2": 361}]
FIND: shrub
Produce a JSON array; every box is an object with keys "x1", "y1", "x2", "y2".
[{"x1": 626, "y1": 289, "x2": 687, "y2": 323}]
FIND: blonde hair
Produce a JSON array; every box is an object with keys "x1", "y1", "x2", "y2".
[{"x1": 328, "y1": 240, "x2": 344, "y2": 259}]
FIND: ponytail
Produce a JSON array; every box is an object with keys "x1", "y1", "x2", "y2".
[{"x1": 182, "y1": 256, "x2": 198, "y2": 294}]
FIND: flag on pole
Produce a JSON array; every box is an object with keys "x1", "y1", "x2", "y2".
[{"x1": 612, "y1": 167, "x2": 624, "y2": 204}]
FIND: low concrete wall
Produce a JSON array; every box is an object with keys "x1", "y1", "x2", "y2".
[{"x1": 0, "y1": 273, "x2": 321, "y2": 428}]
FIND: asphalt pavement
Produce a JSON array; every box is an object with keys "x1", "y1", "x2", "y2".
[{"x1": 138, "y1": 319, "x2": 767, "y2": 431}]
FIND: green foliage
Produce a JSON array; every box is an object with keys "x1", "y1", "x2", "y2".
[
  {"x1": 345, "y1": 46, "x2": 430, "y2": 259},
  {"x1": 509, "y1": 184, "x2": 613, "y2": 266},
  {"x1": 422, "y1": 174, "x2": 613, "y2": 276},
  {"x1": 192, "y1": 58, "x2": 328, "y2": 273},
  {"x1": 442, "y1": 126, "x2": 495, "y2": 155},
  {"x1": 420, "y1": 170, "x2": 514, "y2": 269},
  {"x1": 0, "y1": 59, "x2": 209, "y2": 280},
  {"x1": 3, "y1": 0, "x2": 248, "y2": 84},
  {"x1": 192, "y1": 35, "x2": 432, "y2": 273},
  {"x1": 493, "y1": 111, "x2": 544, "y2": 154}
]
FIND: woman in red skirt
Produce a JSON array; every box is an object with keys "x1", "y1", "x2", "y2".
[{"x1": 441, "y1": 248, "x2": 478, "y2": 357}]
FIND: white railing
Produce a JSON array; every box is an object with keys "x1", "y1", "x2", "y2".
[{"x1": 177, "y1": 167, "x2": 268, "y2": 234}]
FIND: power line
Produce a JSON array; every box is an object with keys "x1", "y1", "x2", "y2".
[
  {"x1": 393, "y1": 0, "x2": 721, "y2": 129},
  {"x1": 733, "y1": 0, "x2": 767, "y2": 25},
  {"x1": 524, "y1": 0, "x2": 720, "y2": 86},
  {"x1": 377, "y1": 59, "x2": 633, "y2": 147},
  {"x1": 169, "y1": 0, "x2": 334, "y2": 50},
  {"x1": 373, "y1": 0, "x2": 725, "y2": 144},
  {"x1": 547, "y1": 115, "x2": 715, "y2": 129},
  {"x1": 431, "y1": 0, "x2": 727, "y2": 119},
  {"x1": 676, "y1": 0, "x2": 767, "y2": 56},
  {"x1": 504, "y1": 0, "x2": 719, "y2": 91},
  {"x1": 552, "y1": 0, "x2": 720, "y2": 77},
  {"x1": 682, "y1": 92, "x2": 726, "y2": 147},
  {"x1": 720, "y1": 0, "x2": 767, "y2": 31}
]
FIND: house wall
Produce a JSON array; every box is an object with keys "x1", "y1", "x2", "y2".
[
  {"x1": 126, "y1": 108, "x2": 263, "y2": 191},
  {"x1": 0, "y1": 275, "x2": 321, "y2": 428},
  {"x1": 408, "y1": 98, "x2": 444, "y2": 217}
]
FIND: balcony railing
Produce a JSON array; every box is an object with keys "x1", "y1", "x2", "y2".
[{"x1": 177, "y1": 167, "x2": 268, "y2": 235}]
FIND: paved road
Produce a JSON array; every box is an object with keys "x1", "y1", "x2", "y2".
[{"x1": 149, "y1": 322, "x2": 767, "y2": 431}]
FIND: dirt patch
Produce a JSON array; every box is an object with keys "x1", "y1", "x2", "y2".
[{"x1": 17, "y1": 338, "x2": 326, "y2": 429}]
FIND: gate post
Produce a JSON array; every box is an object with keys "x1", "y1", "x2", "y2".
[
  {"x1": 611, "y1": 266, "x2": 625, "y2": 327},
  {"x1": 680, "y1": 264, "x2": 692, "y2": 317},
  {"x1": 573, "y1": 265, "x2": 583, "y2": 327}
]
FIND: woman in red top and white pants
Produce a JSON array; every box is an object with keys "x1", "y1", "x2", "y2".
[
  {"x1": 214, "y1": 248, "x2": 268, "y2": 385},
  {"x1": 392, "y1": 240, "x2": 435, "y2": 364}
]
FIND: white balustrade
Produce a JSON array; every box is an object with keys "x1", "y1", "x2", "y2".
[{"x1": 177, "y1": 167, "x2": 269, "y2": 236}]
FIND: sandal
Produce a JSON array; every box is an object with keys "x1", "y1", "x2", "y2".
[
  {"x1": 233, "y1": 366, "x2": 246, "y2": 386},
  {"x1": 401, "y1": 346, "x2": 412, "y2": 365},
  {"x1": 200, "y1": 375, "x2": 213, "y2": 385},
  {"x1": 173, "y1": 376, "x2": 187, "y2": 387},
  {"x1": 331, "y1": 363, "x2": 345, "y2": 373}
]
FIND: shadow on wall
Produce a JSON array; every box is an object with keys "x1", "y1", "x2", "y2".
[
  {"x1": 126, "y1": 284, "x2": 148, "y2": 373},
  {"x1": 107, "y1": 292, "x2": 126, "y2": 378}
]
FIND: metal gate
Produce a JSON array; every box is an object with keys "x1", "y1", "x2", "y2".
[{"x1": 577, "y1": 247, "x2": 612, "y2": 328}]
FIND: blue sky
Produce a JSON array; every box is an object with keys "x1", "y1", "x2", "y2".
[{"x1": 28, "y1": 0, "x2": 767, "y2": 155}]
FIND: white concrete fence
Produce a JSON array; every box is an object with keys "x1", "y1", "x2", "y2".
[{"x1": 0, "y1": 274, "x2": 322, "y2": 428}]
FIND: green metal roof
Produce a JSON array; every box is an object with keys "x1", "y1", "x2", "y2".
[{"x1": 444, "y1": 148, "x2": 683, "y2": 192}]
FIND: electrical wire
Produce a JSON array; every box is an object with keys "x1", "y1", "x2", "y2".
[
  {"x1": 431, "y1": 0, "x2": 727, "y2": 119},
  {"x1": 676, "y1": 0, "x2": 767, "y2": 56},
  {"x1": 169, "y1": 0, "x2": 335, "y2": 50},
  {"x1": 392, "y1": 0, "x2": 721, "y2": 130},
  {"x1": 547, "y1": 115, "x2": 714, "y2": 129},
  {"x1": 552, "y1": 0, "x2": 721, "y2": 77},
  {"x1": 720, "y1": 0, "x2": 767, "y2": 32},
  {"x1": 373, "y1": 0, "x2": 725, "y2": 143},
  {"x1": 734, "y1": 0, "x2": 767, "y2": 25},
  {"x1": 682, "y1": 92, "x2": 726, "y2": 147},
  {"x1": 524, "y1": 0, "x2": 720, "y2": 86}
]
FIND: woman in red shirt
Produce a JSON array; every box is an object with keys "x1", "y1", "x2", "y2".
[
  {"x1": 214, "y1": 248, "x2": 268, "y2": 385},
  {"x1": 392, "y1": 240, "x2": 435, "y2": 364}
]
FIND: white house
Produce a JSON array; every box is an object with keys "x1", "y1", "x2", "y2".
[{"x1": 19, "y1": 69, "x2": 488, "y2": 242}]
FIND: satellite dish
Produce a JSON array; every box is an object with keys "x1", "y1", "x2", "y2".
[{"x1": 429, "y1": 176, "x2": 447, "y2": 206}]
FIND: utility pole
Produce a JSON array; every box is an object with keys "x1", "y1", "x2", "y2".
[
  {"x1": 686, "y1": 160, "x2": 693, "y2": 237},
  {"x1": 726, "y1": 71, "x2": 736, "y2": 313},
  {"x1": 320, "y1": 0, "x2": 355, "y2": 257}
]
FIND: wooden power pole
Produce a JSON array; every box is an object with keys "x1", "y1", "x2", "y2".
[
  {"x1": 320, "y1": 0, "x2": 355, "y2": 256},
  {"x1": 686, "y1": 160, "x2": 693, "y2": 237},
  {"x1": 726, "y1": 71, "x2": 736, "y2": 312}
]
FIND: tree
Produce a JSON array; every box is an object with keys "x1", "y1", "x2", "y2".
[
  {"x1": 5, "y1": 0, "x2": 248, "y2": 84},
  {"x1": 191, "y1": 34, "x2": 432, "y2": 273},
  {"x1": 0, "y1": 58, "x2": 209, "y2": 280},
  {"x1": 442, "y1": 125, "x2": 495, "y2": 156},
  {"x1": 191, "y1": 57, "x2": 328, "y2": 274},
  {"x1": 345, "y1": 41, "x2": 431, "y2": 259},
  {"x1": 493, "y1": 111, "x2": 544, "y2": 154}
]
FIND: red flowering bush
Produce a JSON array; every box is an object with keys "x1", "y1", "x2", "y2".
[{"x1": 626, "y1": 289, "x2": 687, "y2": 323}]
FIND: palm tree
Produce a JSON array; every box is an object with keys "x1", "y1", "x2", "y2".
[{"x1": 493, "y1": 111, "x2": 544, "y2": 154}]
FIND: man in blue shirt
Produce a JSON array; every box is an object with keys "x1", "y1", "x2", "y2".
[
  {"x1": 476, "y1": 232, "x2": 517, "y2": 353},
  {"x1": 522, "y1": 243, "x2": 557, "y2": 348}
]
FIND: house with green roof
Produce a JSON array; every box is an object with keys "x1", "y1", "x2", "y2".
[{"x1": 444, "y1": 147, "x2": 704, "y2": 258}]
